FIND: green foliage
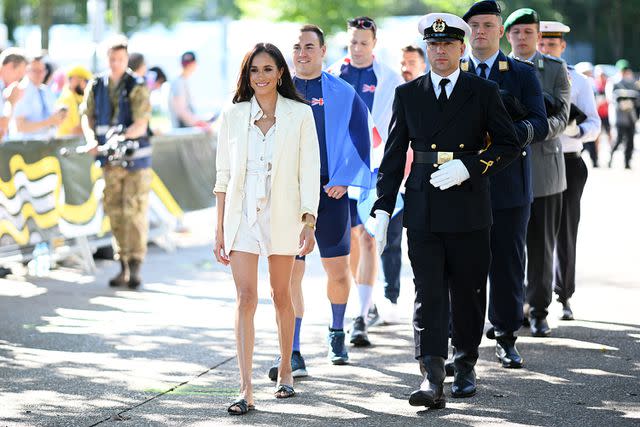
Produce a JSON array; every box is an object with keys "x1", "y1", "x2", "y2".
[
  {"x1": 236, "y1": 0, "x2": 389, "y2": 34},
  {"x1": 4, "y1": 0, "x2": 640, "y2": 66}
]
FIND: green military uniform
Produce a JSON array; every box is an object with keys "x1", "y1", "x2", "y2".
[
  {"x1": 505, "y1": 8, "x2": 571, "y2": 335},
  {"x1": 81, "y1": 75, "x2": 152, "y2": 267}
]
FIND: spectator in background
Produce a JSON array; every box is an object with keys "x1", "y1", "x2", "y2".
[
  {"x1": 400, "y1": 45, "x2": 427, "y2": 82},
  {"x1": 0, "y1": 48, "x2": 28, "y2": 141},
  {"x1": 146, "y1": 66, "x2": 170, "y2": 134},
  {"x1": 12, "y1": 55, "x2": 66, "y2": 139},
  {"x1": 593, "y1": 65, "x2": 612, "y2": 152},
  {"x1": 128, "y1": 53, "x2": 146, "y2": 78},
  {"x1": 606, "y1": 59, "x2": 639, "y2": 169},
  {"x1": 44, "y1": 62, "x2": 54, "y2": 86},
  {"x1": 147, "y1": 66, "x2": 167, "y2": 91},
  {"x1": 169, "y1": 51, "x2": 209, "y2": 129},
  {"x1": 55, "y1": 65, "x2": 93, "y2": 137}
]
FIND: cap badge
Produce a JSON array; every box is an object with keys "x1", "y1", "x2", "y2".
[
  {"x1": 499, "y1": 61, "x2": 509, "y2": 71},
  {"x1": 433, "y1": 18, "x2": 446, "y2": 33}
]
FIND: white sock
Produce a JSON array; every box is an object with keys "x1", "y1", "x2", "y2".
[{"x1": 357, "y1": 284, "x2": 374, "y2": 318}]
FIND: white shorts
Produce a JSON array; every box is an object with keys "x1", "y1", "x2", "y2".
[{"x1": 231, "y1": 201, "x2": 273, "y2": 257}]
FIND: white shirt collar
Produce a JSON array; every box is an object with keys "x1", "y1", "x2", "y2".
[
  {"x1": 430, "y1": 68, "x2": 461, "y2": 96},
  {"x1": 250, "y1": 95, "x2": 278, "y2": 121},
  {"x1": 470, "y1": 50, "x2": 500, "y2": 75}
]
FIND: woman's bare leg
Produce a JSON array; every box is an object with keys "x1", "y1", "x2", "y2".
[
  {"x1": 268, "y1": 254, "x2": 295, "y2": 391},
  {"x1": 229, "y1": 251, "x2": 259, "y2": 407}
]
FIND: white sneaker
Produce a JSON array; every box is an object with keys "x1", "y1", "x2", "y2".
[{"x1": 379, "y1": 298, "x2": 400, "y2": 324}]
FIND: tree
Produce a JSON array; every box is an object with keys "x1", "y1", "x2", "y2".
[{"x1": 236, "y1": 0, "x2": 390, "y2": 35}]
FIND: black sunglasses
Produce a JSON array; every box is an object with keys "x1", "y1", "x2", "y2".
[{"x1": 348, "y1": 18, "x2": 376, "y2": 31}]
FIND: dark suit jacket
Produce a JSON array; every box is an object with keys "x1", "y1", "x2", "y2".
[
  {"x1": 372, "y1": 71, "x2": 520, "y2": 232},
  {"x1": 464, "y1": 51, "x2": 548, "y2": 210}
]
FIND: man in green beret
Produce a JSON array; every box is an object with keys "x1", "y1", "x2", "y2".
[{"x1": 505, "y1": 8, "x2": 571, "y2": 337}]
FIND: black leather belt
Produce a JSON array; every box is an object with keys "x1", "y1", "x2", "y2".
[
  {"x1": 563, "y1": 151, "x2": 582, "y2": 159},
  {"x1": 413, "y1": 150, "x2": 478, "y2": 165}
]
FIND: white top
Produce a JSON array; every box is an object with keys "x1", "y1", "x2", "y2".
[
  {"x1": 431, "y1": 68, "x2": 461, "y2": 99},
  {"x1": 244, "y1": 96, "x2": 276, "y2": 226},
  {"x1": 561, "y1": 67, "x2": 601, "y2": 153}
]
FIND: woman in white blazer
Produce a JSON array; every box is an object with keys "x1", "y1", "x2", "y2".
[{"x1": 213, "y1": 43, "x2": 320, "y2": 415}]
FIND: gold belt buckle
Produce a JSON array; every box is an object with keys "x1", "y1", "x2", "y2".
[{"x1": 437, "y1": 151, "x2": 454, "y2": 164}]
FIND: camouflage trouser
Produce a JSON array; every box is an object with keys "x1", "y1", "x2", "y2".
[{"x1": 103, "y1": 166, "x2": 153, "y2": 263}]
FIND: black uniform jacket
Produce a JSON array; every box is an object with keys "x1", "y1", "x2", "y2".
[{"x1": 372, "y1": 71, "x2": 520, "y2": 232}]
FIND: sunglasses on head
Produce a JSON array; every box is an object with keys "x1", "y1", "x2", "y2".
[{"x1": 348, "y1": 18, "x2": 376, "y2": 31}]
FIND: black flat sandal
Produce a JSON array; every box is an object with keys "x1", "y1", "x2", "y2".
[
  {"x1": 227, "y1": 398, "x2": 254, "y2": 415},
  {"x1": 274, "y1": 384, "x2": 295, "y2": 399}
]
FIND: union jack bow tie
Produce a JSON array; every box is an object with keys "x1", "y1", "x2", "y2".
[
  {"x1": 362, "y1": 84, "x2": 376, "y2": 93},
  {"x1": 311, "y1": 97, "x2": 324, "y2": 106}
]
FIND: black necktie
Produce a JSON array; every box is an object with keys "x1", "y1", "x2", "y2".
[
  {"x1": 438, "y1": 78, "x2": 450, "y2": 109},
  {"x1": 478, "y1": 63, "x2": 489, "y2": 79}
]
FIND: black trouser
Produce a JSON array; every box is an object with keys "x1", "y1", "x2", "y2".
[
  {"x1": 582, "y1": 141, "x2": 598, "y2": 167},
  {"x1": 526, "y1": 193, "x2": 563, "y2": 319},
  {"x1": 488, "y1": 204, "x2": 531, "y2": 334},
  {"x1": 381, "y1": 201, "x2": 404, "y2": 304},
  {"x1": 554, "y1": 154, "x2": 588, "y2": 302},
  {"x1": 611, "y1": 124, "x2": 635, "y2": 167},
  {"x1": 407, "y1": 228, "x2": 490, "y2": 359}
]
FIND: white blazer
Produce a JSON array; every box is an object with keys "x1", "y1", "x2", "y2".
[{"x1": 214, "y1": 95, "x2": 321, "y2": 255}]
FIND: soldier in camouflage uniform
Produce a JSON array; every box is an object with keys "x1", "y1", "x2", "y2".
[{"x1": 81, "y1": 35, "x2": 153, "y2": 289}]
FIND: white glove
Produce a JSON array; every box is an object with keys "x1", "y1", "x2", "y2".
[
  {"x1": 563, "y1": 120, "x2": 582, "y2": 138},
  {"x1": 429, "y1": 159, "x2": 471, "y2": 190},
  {"x1": 374, "y1": 210, "x2": 390, "y2": 256}
]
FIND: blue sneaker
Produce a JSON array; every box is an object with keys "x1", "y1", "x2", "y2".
[
  {"x1": 267, "y1": 356, "x2": 281, "y2": 381},
  {"x1": 327, "y1": 328, "x2": 349, "y2": 365},
  {"x1": 267, "y1": 352, "x2": 308, "y2": 381},
  {"x1": 291, "y1": 351, "x2": 308, "y2": 378}
]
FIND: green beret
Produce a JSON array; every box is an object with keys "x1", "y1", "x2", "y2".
[
  {"x1": 504, "y1": 8, "x2": 539, "y2": 32},
  {"x1": 616, "y1": 59, "x2": 630, "y2": 70}
]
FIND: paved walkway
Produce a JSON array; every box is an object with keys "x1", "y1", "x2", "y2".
[{"x1": 0, "y1": 162, "x2": 639, "y2": 426}]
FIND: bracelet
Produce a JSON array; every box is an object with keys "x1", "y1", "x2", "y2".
[{"x1": 304, "y1": 221, "x2": 316, "y2": 230}]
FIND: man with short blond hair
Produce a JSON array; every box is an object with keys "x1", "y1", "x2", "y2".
[
  {"x1": 328, "y1": 16, "x2": 404, "y2": 345},
  {"x1": 458, "y1": 0, "x2": 548, "y2": 371},
  {"x1": 81, "y1": 35, "x2": 152, "y2": 289}
]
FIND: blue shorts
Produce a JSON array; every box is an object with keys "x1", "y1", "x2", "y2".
[
  {"x1": 297, "y1": 181, "x2": 351, "y2": 260},
  {"x1": 349, "y1": 198, "x2": 362, "y2": 228}
]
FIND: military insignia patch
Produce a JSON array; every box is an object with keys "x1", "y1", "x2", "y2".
[
  {"x1": 499, "y1": 61, "x2": 509, "y2": 71},
  {"x1": 460, "y1": 61, "x2": 469, "y2": 72},
  {"x1": 538, "y1": 59, "x2": 544, "y2": 69},
  {"x1": 433, "y1": 18, "x2": 446, "y2": 32}
]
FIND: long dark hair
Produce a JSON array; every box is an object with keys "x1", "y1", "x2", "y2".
[{"x1": 233, "y1": 43, "x2": 306, "y2": 104}]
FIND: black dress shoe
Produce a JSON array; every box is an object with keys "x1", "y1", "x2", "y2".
[
  {"x1": 444, "y1": 347, "x2": 455, "y2": 377},
  {"x1": 451, "y1": 351, "x2": 477, "y2": 398},
  {"x1": 522, "y1": 304, "x2": 531, "y2": 327},
  {"x1": 530, "y1": 317, "x2": 551, "y2": 337},
  {"x1": 444, "y1": 359, "x2": 454, "y2": 377},
  {"x1": 486, "y1": 327, "x2": 496, "y2": 340},
  {"x1": 495, "y1": 333, "x2": 523, "y2": 368},
  {"x1": 410, "y1": 356, "x2": 446, "y2": 409},
  {"x1": 560, "y1": 300, "x2": 574, "y2": 320}
]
